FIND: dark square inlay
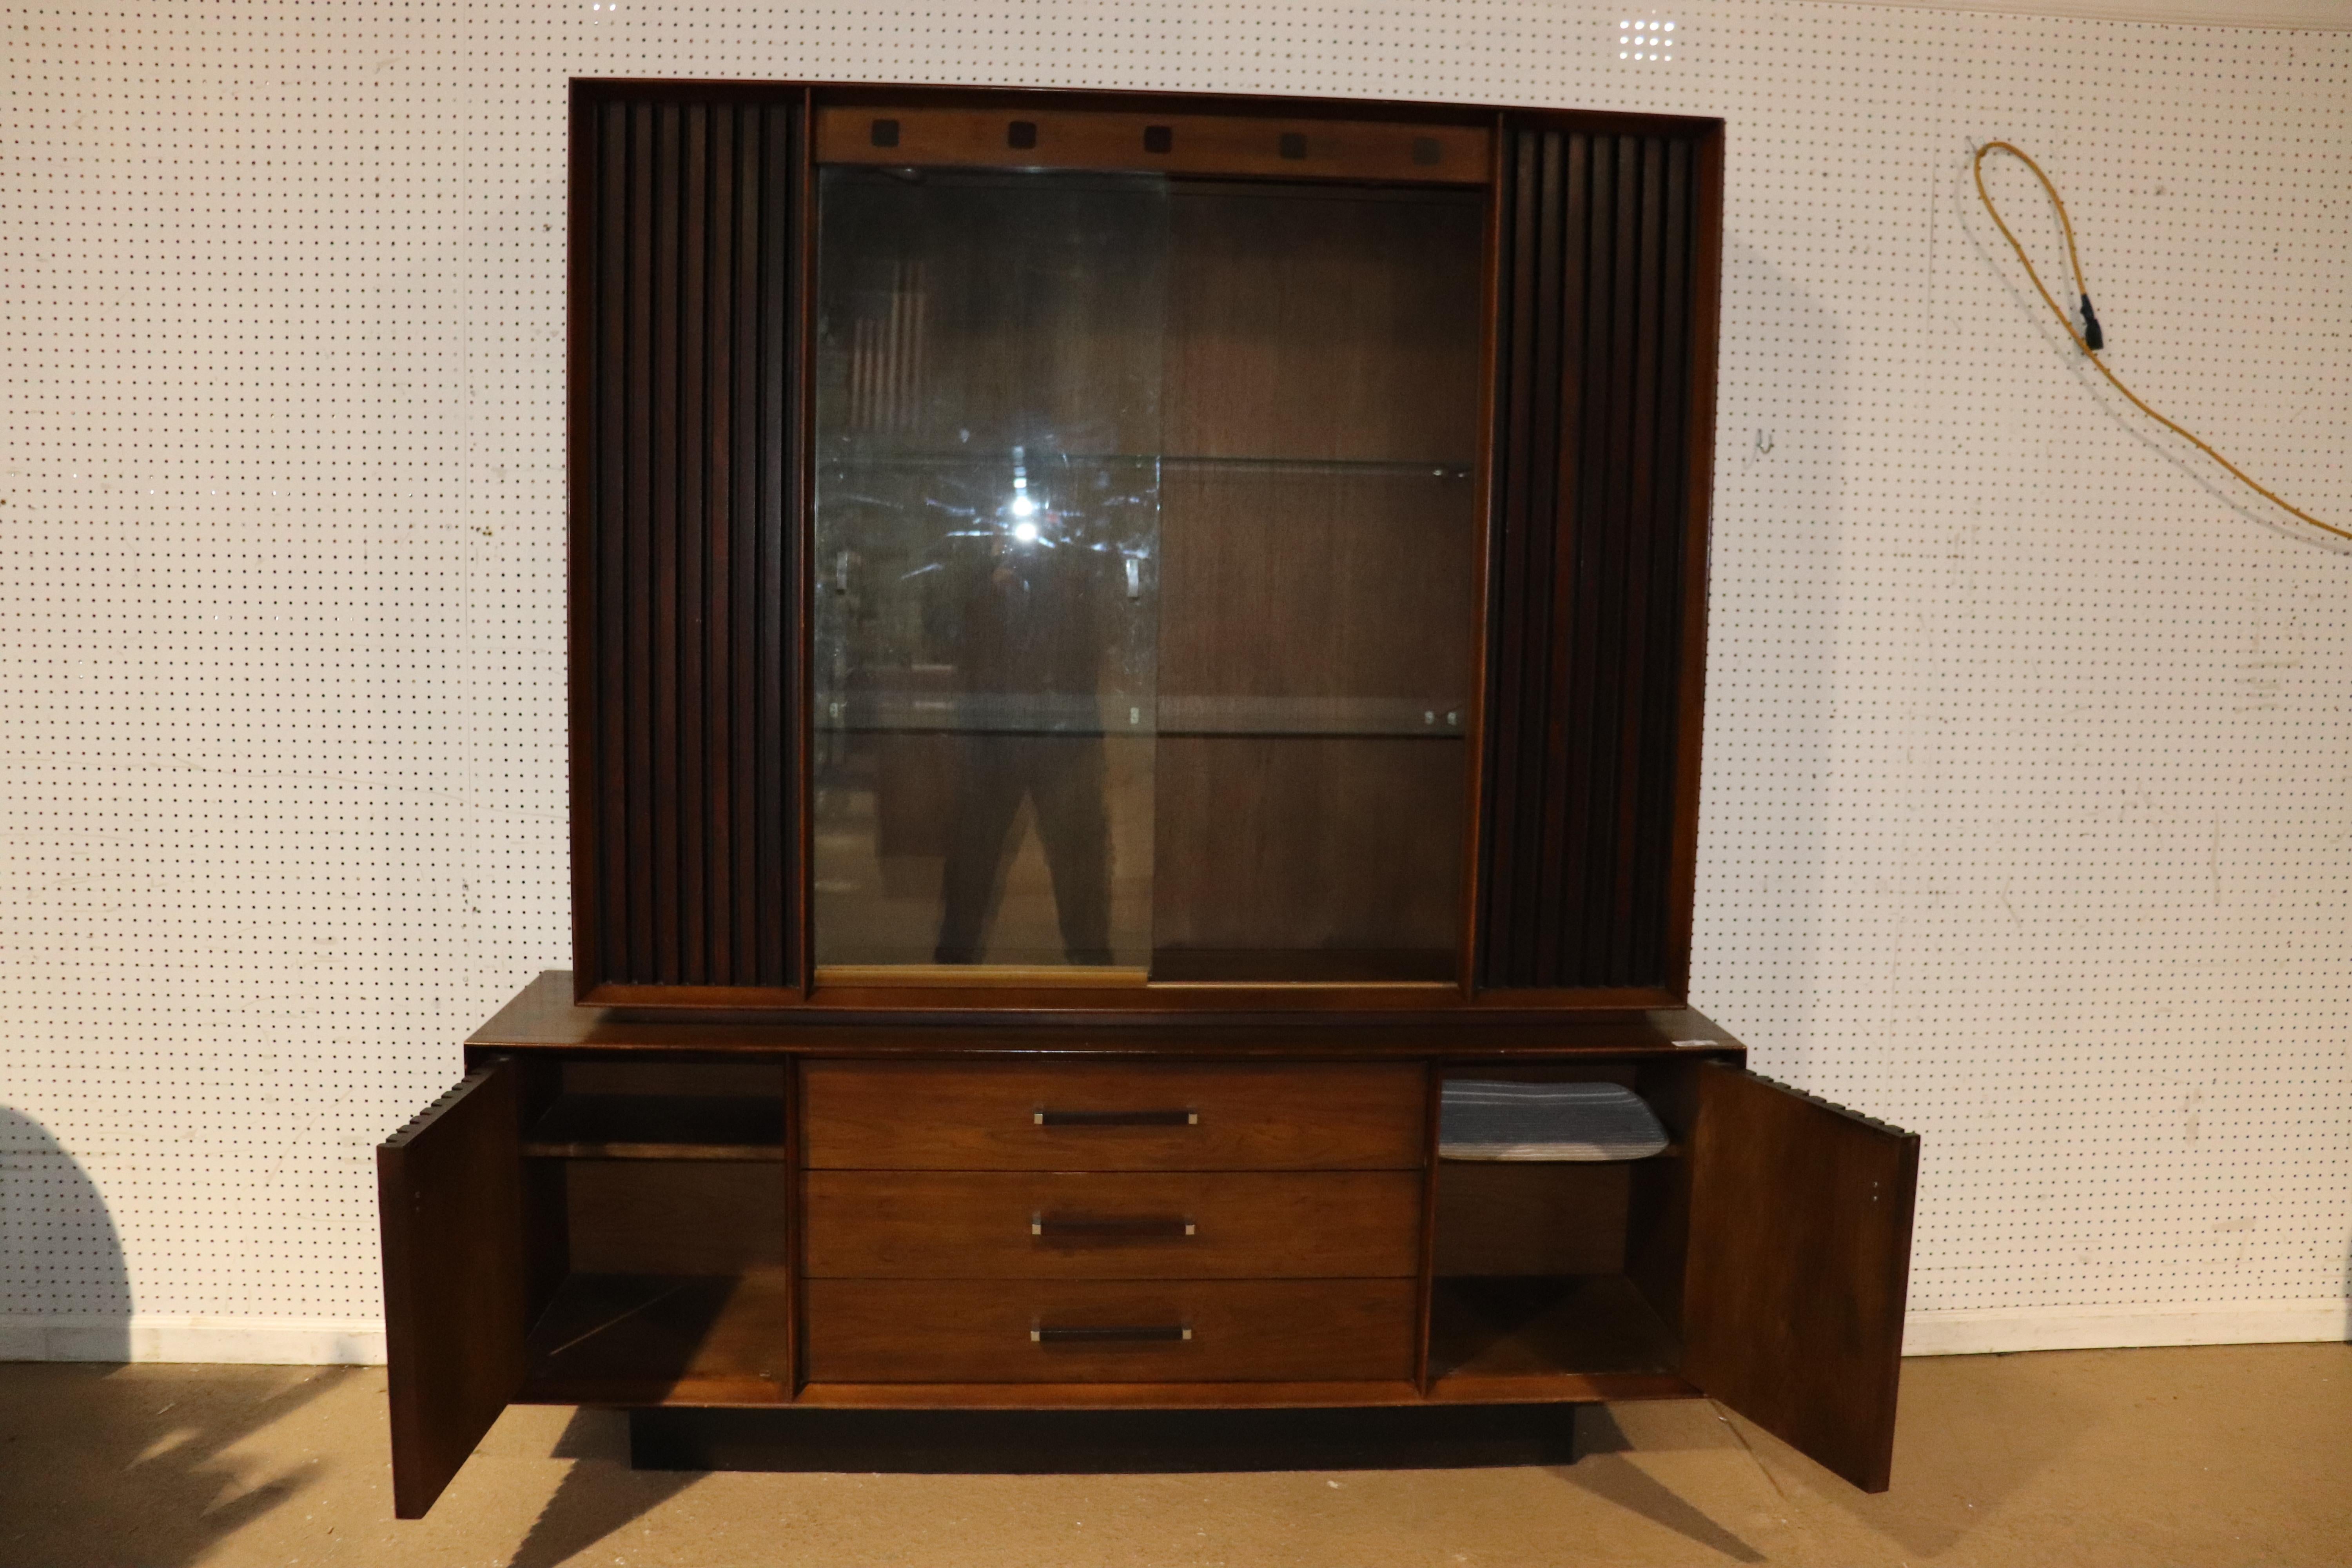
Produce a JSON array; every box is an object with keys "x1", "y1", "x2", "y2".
[
  {"x1": 1143, "y1": 125, "x2": 1173, "y2": 154},
  {"x1": 869, "y1": 118, "x2": 900, "y2": 149},
  {"x1": 1007, "y1": 120, "x2": 1037, "y2": 150}
]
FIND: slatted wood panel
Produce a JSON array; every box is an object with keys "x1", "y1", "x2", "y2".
[
  {"x1": 570, "y1": 85, "x2": 804, "y2": 991},
  {"x1": 1479, "y1": 121, "x2": 1719, "y2": 994}
]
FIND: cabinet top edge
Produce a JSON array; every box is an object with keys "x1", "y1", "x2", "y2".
[
  {"x1": 465, "y1": 973, "x2": 1747, "y2": 1059},
  {"x1": 564, "y1": 77, "x2": 1724, "y2": 139}
]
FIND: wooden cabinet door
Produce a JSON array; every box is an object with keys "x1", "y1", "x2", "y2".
[
  {"x1": 1681, "y1": 1063, "x2": 1918, "y2": 1493},
  {"x1": 377, "y1": 1061, "x2": 528, "y2": 1519}
]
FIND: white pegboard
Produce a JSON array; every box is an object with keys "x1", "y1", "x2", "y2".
[{"x1": 0, "y1": 1, "x2": 2345, "y2": 1347}]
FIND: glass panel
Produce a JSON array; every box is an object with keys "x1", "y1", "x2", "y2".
[
  {"x1": 1149, "y1": 183, "x2": 1487, "y2": 983},
  {"x1": 812, "y1": 169, "x2": 1165, "y2": 972}
]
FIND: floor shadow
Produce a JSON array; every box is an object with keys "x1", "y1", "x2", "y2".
[
  {"x1": 0, "y1": 1362, "x2": 358, "y2": 1567},
  {"x1": 1767, "y1": 1352, "x2": 2094, "y2": 1559},
  {"x1": 503, "y1": 1408, "x2": 699, "y2": 1568},
  {"x1": 1551, "y1": 1406, "x2": 1766, "y2": 1563},
  {"x1": 4, "y1": 1104, "x2": 345, "y2": 1564}
]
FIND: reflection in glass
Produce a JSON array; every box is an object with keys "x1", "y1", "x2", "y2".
[{"x1": 812, "y1": 170, "x2": 1165, "y2": 970}]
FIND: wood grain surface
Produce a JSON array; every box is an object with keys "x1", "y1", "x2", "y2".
[
  {"x1": 804, "y1": 1170, "x2": 1421, "y2": 1278},
  {"x1": 377, "y1": 1064, "x2": 528, "y2": 1519},
  {"x1": 570, "y1": 82, "x2": 804, "y2": 995},
  {"x1": 1682, "y1": 1064, "x2": 1918, "y2": 1494},
  {"x1": 1478, "y1": 119, "x2": 1721, "y2": 995},
  {"x1": 803, "y1": 1278, "x2": 1417, "y2": 1383},
  {"x1": 800, "y1": 1060, "x2": 1427, "y2": 1170}
]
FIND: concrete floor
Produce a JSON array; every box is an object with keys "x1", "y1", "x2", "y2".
[{"x1": 2, "y1": 1343, "x2": 2347, "y2": 1567}]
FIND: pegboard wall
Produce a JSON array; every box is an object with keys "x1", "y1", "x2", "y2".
[{"x1": 1, "y1": 1, "x2": 2346, "y2": 1361}]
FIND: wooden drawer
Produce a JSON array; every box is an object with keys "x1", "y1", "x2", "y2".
[
  {"x1": 800, "y1": 1061, "x2": 1426, "y2": 1171},
  {"x1": 803, "y1": 1279, "x2": 1416, "y2": 1383},
  {"x1": 804, "y1": 1170, "x2": 1421, "y2": 1279}
]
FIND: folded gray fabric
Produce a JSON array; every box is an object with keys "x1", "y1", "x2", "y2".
[{"x1": 1438, "y1": 1079, "x2": 1669, "y2": 1161}]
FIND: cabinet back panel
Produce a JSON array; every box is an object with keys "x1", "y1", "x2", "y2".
[
  {"x1": 1164, "y1": 185, "x2": 1485, "y2": 463},
  {"x1": 1158, "y1": 470, "x2": 1479, "y2": 707},
  {"x1": 572, "y1": 87, "x2": 805, "y2": 991},
  {"x1": 1151, "y1": 736, "x2": 1465, "y2": 963},
  {"x1": 1479, "y1": 125, "x2": 1711, "y2": 993},
  {"x1": 565, "y1": 1160, "x2": 790, "y2": 1274},
  {"x1": 561, "y1": 1061, "x2": 789, "y2": 1099},
  {"x1": 1433, "y1": 1161, "x2": 1631, "y2": 1276}
]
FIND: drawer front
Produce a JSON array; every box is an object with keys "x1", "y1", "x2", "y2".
[
  {"x1": 804, "y1": 1170, "x2": 1421, "y2": 1279},
  {"x1": 804, "y1": 1279, "x2": 1416, "y2": 1383},
  {"x1": 801, "y1": 1061, "x2": 1426, "y2": 1171}
]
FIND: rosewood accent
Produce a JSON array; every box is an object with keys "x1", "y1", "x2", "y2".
[
  {"x1": 1479, "y1": 119, "x2": 1717, "y2": 994},
  {"x1": 813, "y1": 105, "x2": 1490, "y2": 183},
  {"x1": 571, "y1": 83, "x2": 804, "y2": 995}
]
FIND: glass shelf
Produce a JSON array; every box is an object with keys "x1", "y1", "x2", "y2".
[
  {"x1": 822, "y1": 693, "x2": 1469, "y2": 738},
  {"x1": 818, "y1": 453, "x2": 1475, "y2": 480}
]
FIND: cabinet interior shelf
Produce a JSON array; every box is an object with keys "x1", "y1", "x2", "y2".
[
  {"x1": 522, "y1": 1095, "x2": 788, "y2": 1161},
  {"x1": 1436, "y1": 1143, "x2": 1685, "y2": 1165},
  {"x1": 1426, "y1": 1274, "x2": 1683, "y2": 1386},
  {"x1": 522, "y1": 1270, "x2": 791, "y2": 1405}
]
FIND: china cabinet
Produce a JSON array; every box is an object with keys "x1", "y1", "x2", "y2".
[{"x1": 376, "y1": 78, "x2": 1918, "y2": 1520}]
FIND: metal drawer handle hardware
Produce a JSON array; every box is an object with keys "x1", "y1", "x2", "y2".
[
  {"x1": 1029, "y1": 1212, "x2": 1196, "y2": 1239},
  {"x1": 1032, "y1": 1109, "x2": 1198, "y2": 1127},
  {"x1": 1030, "y1": 1324, "x2": 1193, "y2": 1344}
]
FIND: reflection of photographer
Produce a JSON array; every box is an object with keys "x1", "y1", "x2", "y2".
[{"x1": 930, "y1": 492, "x2": 1118, "y2": 966}]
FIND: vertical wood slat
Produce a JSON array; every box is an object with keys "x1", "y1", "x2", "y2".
[
  {"x1": 678, "y1": 104, "x2": 710, "y2": 984},
  {"x1": 756, "y1": 103, "x2": 794, "y2": 989},
  {"x1": 571, "y1": 85, "x2": 803, "y2": 994},
  {"x1": 624, "y1": 101, "x2": 657, "y2": 984},
  {"x1": 1479, "y1": 121, "x2": 1715, "y2": 993},
  {"x1": 650, "y1": 102, "x2": 683, "y2": 985},
  {"x1": 730, "y1": 107, "x2": 765, "y2": 985}
]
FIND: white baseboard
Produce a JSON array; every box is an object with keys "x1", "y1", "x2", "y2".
[
  {"x1": 4, "y1": 1302, "x2": 2344, "y2": 1367},
  {"x1": 1903, "y1": 1298, "x2": 2352, "y2": 1356},
  {"x1": 0, "y1": 1315, "x2": 385, "y2": 1365}
]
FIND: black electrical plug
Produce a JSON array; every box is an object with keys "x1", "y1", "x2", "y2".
[{"x1": 2079, "y1": 294, "x2": 2104, "y2": 352}]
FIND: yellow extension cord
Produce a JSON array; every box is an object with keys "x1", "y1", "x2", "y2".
[{"x1": 1971, "y1": 141, "x2": 2347, "y2": 543}]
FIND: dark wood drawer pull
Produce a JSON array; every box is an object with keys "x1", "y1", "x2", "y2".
[
  {"x1": 1029, "y1": 1213, "x2": 1197, "y2": 1240},
  {"x1": 1030, "y1": 1323, "x2": 1193, "y2": 1344},
  {"x1": 1032, "y1": 1109, "x2": 1199, "y2": 1128}
]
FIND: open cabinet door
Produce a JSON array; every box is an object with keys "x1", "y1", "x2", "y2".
[
  {"x1": 377, "y1": 1060, "x2": 528, "y2": 1519},
  {"x1": 1682, "y1": 1063, "x2": 1918, "y2": 1493}
]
